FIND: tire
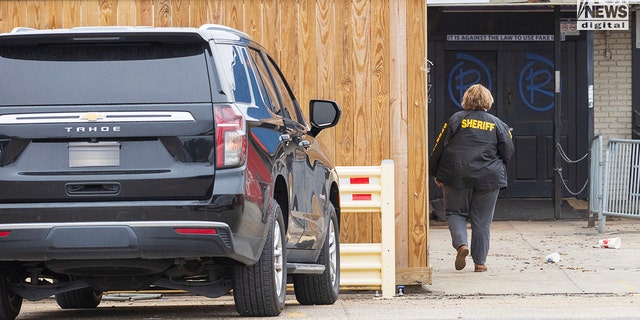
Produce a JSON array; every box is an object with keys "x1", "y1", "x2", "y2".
[
  {"x1": 55, "y1": 288, "x2": 102, "y2": 309},
  {"x1": 293, "y1": 203, "x2": 340, "y2": 305},
  {"x1": 0, "y1": 272, "x2": 22, "y2": 320},
  {"x1": 233, "y1": 200, "x2": 287, "y2": 317}
]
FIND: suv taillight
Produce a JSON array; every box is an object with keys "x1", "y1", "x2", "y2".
[{"x1": 214, "y1": 105, "x2": 246, "y2": 168}]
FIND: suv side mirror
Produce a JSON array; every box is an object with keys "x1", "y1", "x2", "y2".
[{"x1": 309, "y1": 100, "x2": 341, "y2": 137}]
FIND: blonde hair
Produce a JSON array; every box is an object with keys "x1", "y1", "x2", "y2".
[{"x1": 461, "y1": 84, "x2": 493, "y2": 111}]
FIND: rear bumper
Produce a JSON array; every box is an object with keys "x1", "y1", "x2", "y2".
[{"x1": 0, "y1": 221, "x2": 237, "y2": 261}]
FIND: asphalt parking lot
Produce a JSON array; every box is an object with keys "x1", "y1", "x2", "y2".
[{"x1": 16, "y1": 290, "x2": 640, "y2": 320}]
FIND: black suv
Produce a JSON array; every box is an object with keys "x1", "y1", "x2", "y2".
[{"x1": 0, "y1": 24, "x2": 341, "y2": 319}]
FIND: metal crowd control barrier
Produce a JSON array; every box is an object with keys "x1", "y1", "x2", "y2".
[
  {"x1": 336, "y1": 160, "x2": 396, "y2": 298},
  {"x1": 598, "y1": 139, "x2": 640, "y2": 232},
  {"x1": 588, "y1": 135, "x2": 603, "y2": 228}
]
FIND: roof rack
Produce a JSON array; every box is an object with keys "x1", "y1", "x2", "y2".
[
  {"x1": 11, "y1": 27, "x2": 38, "y2": 33},
  {"x1": 70, "y1": 26, "x2": 153, "y2": 32},
  {"x1": 199, "y1": 24, "x2": 251, "y2": 40}
]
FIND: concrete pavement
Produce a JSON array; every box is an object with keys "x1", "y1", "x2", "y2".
[{"x1": 425, "y1": 218, "x2": 640, "y2": 296}]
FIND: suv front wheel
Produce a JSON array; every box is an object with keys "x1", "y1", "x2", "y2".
[
  {"x1": 55, "y1": 287, "x2": 103, "y2": 309},
  {"x1": 233, "y1": 200, "x2": 287, "y2": 316},
  {"x1": 293, "y1": 203, "x2": 340, "y2": 305}
]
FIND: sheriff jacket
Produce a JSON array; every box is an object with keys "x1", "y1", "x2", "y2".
[{"x1": 429, "y1": 110, "x2": 515, "y2": 190}]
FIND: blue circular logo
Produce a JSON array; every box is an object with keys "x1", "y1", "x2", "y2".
[
  {"x1": 518, "y1": 53, "x2": 557, "y2": 112},
  {"x1": 448, "y1": 53, "x2": 492, "y2": 109}
]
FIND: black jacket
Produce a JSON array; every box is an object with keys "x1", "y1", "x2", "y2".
[{"x1": 429, "y1": 110, "x2": 514, "y2": 190}]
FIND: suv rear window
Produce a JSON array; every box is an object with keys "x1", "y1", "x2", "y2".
[{"x1": 0, "y1": 42, "x2": 213, "y2": 106}]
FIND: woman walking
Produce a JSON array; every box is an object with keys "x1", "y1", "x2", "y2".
[{"x1": 429, "y1": 84, "x2": 514, "y2": 272}]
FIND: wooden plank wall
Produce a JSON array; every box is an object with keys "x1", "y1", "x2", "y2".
[{"x1": 0, "y1": 0, "x2": 430, "y2": 285}]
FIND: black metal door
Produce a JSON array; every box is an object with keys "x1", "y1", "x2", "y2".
[{"x1": 498, "y1": 44, "x2": 575, "y2": 197}]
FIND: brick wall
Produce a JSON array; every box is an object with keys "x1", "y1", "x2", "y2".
[{"x1": 593, "y1": 30, "x2": 633, "y2": 144}]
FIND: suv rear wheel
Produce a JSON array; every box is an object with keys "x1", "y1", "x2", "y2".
[
  {"x1": 233, "y1": 200, "x2": 286, "y2": 316},
  {"x1": 0, "y1": 271, "x2": 22, "y2": 320},
  {"x1": 293, "y1": 203, "x2": 340, "y2": 305}
]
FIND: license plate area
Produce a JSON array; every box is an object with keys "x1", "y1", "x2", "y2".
[{"x1": 68, "y1": 141, "x2": 120, "y2": 167}]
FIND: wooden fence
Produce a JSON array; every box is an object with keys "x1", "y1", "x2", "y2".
[{"x1": 0, "y1": 0, "x2": 430, "y2": 285}]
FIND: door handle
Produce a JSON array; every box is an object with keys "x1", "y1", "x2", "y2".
[
  {"x1": 65, "y1": 183, "x2": 120, "y2": 196},
  {"x1": 279, "y1": 134, "x2": 292, "y2": 146},
  {"x1": 298, "y1": 140, "x2": 310, "y2": 149}
]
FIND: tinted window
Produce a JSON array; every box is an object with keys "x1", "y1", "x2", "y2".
[
  {"x1": 264, "y1": 55, "x2": 307, "y2": 127},
  {"x1": 0, "y1": 43, "x2": 213, "y2": 106},
  {"x1": 248, "y1": 49, "x2": 282, "y2": 116},
  {"x1": 216, "y1": 45, "x2": 254, "y2": 104}
]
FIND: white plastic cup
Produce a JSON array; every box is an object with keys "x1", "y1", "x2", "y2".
[
  {"x1": 598, "y1": 237, "x2": 621, "y2": 249},
  {"x1": 545, "y1": 252, "x2": 560, "y2": 263}
]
